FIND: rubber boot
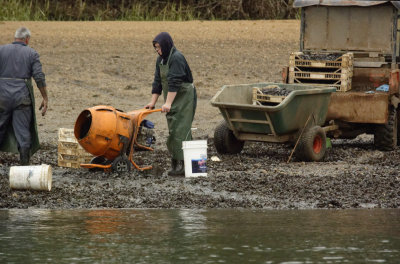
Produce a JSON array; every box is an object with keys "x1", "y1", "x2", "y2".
[
  {"x1": 167, "y1": 159, "x2": 177, "y2": 176},
  {"x1": 173, "y1": 160, "x2": 185, "y2": 176},
  {"x1": 19, "y1": 148, "x2": 30, "y2": 166}
]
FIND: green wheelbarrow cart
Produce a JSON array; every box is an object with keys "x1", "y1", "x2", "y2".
[{"x1": 210, "y1": 83, "x2": 337, "y2": 162}]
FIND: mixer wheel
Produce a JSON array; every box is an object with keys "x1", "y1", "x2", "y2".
[{"x1": 112, "y1": 156, "x2": 131, "y2": 173}]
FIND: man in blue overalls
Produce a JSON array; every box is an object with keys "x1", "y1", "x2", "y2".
[{"x1": 0, "y1": 27, "x2": 48, "y2": 165}]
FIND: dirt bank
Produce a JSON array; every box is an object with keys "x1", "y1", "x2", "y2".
[{"x1": 0, "y1": 21, "x2": 399, "y2": 209}]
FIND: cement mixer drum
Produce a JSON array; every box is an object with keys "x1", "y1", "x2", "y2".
[
  {"x1": 74, "y1": 105, "x2": 133, "y2": 161},
  {"x1": 74, "y1": 105, "x2": 161, "y2": 172}
]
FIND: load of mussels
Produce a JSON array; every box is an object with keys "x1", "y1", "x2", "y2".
[
  {"x1": 261, "y1": 85, "x2": 293, "y2": 96},
  {"x1": 298, "y1": 52, "x2": 342, "y2": 61}
]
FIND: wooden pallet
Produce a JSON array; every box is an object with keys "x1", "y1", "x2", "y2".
[
  {"x1": 288, "y1": 52, "x2": 353, "y2": 92},
  {"x1": 58, "y1": 128, "x2": 92, "y2": 168},
  {"x1": 252, "y1": 87, "x2": 286, "y2": 105},
  {"x1": 58, "y1": 127, "x2": 78, "y2": 142},
  {"x1": 58, "y1": 153, "x2": 92, "y2": 168}
]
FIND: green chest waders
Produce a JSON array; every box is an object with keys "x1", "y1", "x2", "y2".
[
  {"x1": 0, "y1": 78, "x2": 40, "y2": 155},
  {"x1": 159, "y1": 48, "x2": 196, "y2": 160}
]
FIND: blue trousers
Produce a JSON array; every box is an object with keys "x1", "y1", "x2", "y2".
[{"x1": 0, "y1": 95, "x2": 32, "y2": 149}]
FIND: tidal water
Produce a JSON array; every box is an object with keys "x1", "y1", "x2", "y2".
[{"x1": 0, "y1": 209, "x2": 399, "y2": 263}]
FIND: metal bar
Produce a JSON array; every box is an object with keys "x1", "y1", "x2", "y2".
[
  {"x1": 300, "y1": 9, "x2": 305, "y2": 52},
  {"x1": 322, "y1": 124, "x2": 339, "y2": 133},
  {"x1": 80, "y1": 163, "x2": 111, "y2": 169},
  {"x1": 302, "y1": 50, "x2": 387, "y2": 55},
  {"x1": 393, "y1": 8, "x2": 398, "y2": 69},
  {"x1": 229, "y1": 118, "x2": 270, "y2": 125},
  {"x1": 287, "y1": 113, "x2": 312, "y2": 163},
  {"x1": 237, "y1": 133, "x2": 291, "y2": 143},
  {"x1": 222, "y1": 108, "x2": 239, "y2": 138},
  {"x1": 263, "y1": 111, "x2": 277, "y2": 136}
]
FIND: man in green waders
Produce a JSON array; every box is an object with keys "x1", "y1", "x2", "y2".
[
  {"x1": 0, "y1": 27, "x2": 48, "y2": 165},
  {"x1": 145, "y1": 32, "x2": 196, "y2": 176}
]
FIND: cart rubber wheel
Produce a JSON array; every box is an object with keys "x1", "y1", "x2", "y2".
[
  {"x1": 296, "y1": 126, "x2": 326, "y2": 162},
  {"x1": 375, "y1": 106, "x2": 397, "y2": 150},
  {"x1": 112, "y1": 156, "x2": 131, "y2": 173},
  {"x1": 397, "y1": 107, "x2": 400, "y2": 146},
  {"x1": 214, "y1": 120, "x2": 244, "y2": 154}
]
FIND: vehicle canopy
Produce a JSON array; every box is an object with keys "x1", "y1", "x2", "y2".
[
  {"x1": 293, "y1": 0, "x2": 400, "y2": 9},
  {"x1": 293, "y1": 0, "x2": 399, "y2": 62}
]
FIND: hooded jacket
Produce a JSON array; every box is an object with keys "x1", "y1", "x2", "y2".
[{"x1": 152, "y1": 32, "x2": 193, "y2": 93}]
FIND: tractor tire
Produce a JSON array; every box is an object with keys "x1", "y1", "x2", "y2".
[
  {"x1": 374, "y1": 106, "x2": 397, "y2": 151},
  {"x1": 112, "y1": 156, "x2": 131, "y2": 173},
  {"x1": 214, "y1": 120, "x2": 244, "y2": 154},
  {"x1": 296, "y1": 126, "x2": 327, "y2": 162}
]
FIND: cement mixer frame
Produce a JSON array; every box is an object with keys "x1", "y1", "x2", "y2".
[{"x1": 74, "y1": 105, "x2": 161, "y2": 173}]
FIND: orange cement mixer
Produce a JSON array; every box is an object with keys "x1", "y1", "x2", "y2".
[{"x1": 74, "y1": 105, "x2": 161, "y2": 172}]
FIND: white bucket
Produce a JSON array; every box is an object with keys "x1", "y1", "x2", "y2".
[
  {"x1": 9, "y1": 164, "x2": 52, "y2": 191},
  {"x1": 182, "y1": 140, "x2": 207, "y2": 177}
]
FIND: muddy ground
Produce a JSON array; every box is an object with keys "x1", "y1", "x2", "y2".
[{"x1": 0, "y1": 21, "x2": 399, "y2": 209}]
